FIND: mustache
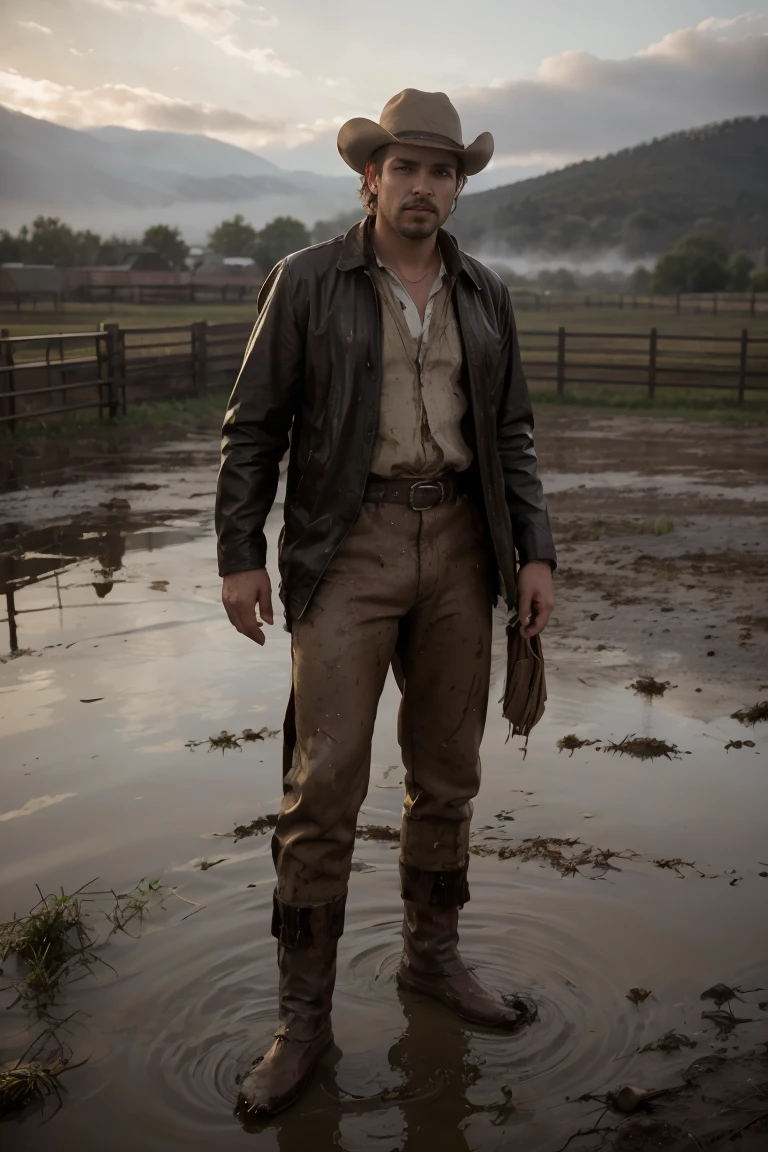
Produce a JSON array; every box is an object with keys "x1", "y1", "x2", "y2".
[{"x1": 402, "y1": 199, "x2": 436, "y2": 213}]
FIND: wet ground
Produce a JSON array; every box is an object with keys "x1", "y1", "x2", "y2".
[{"x1": 1, "y1": 412, "x2": 767, "y2": 1150}]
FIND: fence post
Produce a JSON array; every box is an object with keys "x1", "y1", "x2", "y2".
[
  {"x1": 750, "y1": 291, "x2": 756, "y2": 320},
  {"x1": 1, "y1": 328, "x2": 16, "y2": 433},
  {"x1": 6, "y1": 589, "x2": 18, "y2": 653},
  {"x1": 737, "y1": 328, "x2": 748, "y2": 406},
  {"x1": 712, "y1": 294, "x2": 717, "y2": 316},
  {"x1": 102, "y1": 322, "x2": 125, "y2": 419},
  {"x1": 192, "y1": 320, "x2": 208, "y2": 393},
  {"x1": 676, "y1": 293, "x2": 681, "y2": 315},
  {"x1": 556, "y1": 326, "x2": 566, "y2": 397},
  {"x1": 648, "y1": 327, "x2": 657, "y2": 401}
]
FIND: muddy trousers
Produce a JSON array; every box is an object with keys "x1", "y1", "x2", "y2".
[{"x1": 272, "y1": 492, "x2": 493, "y2": 912}]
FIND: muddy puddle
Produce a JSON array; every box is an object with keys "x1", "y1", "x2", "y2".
[{"x1": 1, "y1": 414, "x2": 767, "y2": 1150}]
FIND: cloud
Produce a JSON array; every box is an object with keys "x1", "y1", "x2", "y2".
[
  {"x1": 84, "y1": 0, "x2": 245, "y2": 35},
  {"x1": 0, "y1": 69, "x2": 295, "y2": 147},
  {"x1": 213, "y1": 33, "x2": 297, "y2": 77},
  {"x1": 17, "y1": 20, "x2": 53, "y2": 34},
  {"x1": 83, "y1": 0, "x2": 294, "y2": 75},
  {"x1": 456, "y1": 15, "x2": 768, "y2": 168}
]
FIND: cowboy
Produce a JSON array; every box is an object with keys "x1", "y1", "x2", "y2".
[{"x1": 216, "y1": 88, "x2": 557, "y2": 1116}]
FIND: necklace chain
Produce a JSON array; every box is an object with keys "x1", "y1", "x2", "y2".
[{"x1": 397, "y1": 260, "x2": 438, "y2": 285}]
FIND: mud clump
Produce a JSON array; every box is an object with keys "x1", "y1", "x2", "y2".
[
  {"x1": 725, "y1": 739, "x2": 756, "y2": 751},
  {"x1": 557, "y1": 734, "x2": 600, "y2": 756},
  {"x1": 731, "y1": 701, "x2": 768, "y2": 727},
  {"x1": 628, "y1": 677, "x2": 676, "y2": 699},
  {"x1": 603, "y1": 735, "x2": 682, "y2": 761}
]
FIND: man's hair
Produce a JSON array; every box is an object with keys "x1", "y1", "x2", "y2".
[{"x1": 359, "y1": 146, "x2": 468, "y2": 216}]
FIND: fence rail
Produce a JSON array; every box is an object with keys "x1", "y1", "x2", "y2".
[
  {"x1": 1, "y1": 319, "x2": 767, "y2": 428},
  {"x1": 510, "y1": 290, "x2": 768, "y2": 317}
]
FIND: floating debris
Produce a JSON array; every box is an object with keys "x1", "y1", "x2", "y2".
[
  {"x1": 149, "y1": 580, "x2": 169, "y2": 592},
  {"x1": 626, "y1": 987, "x2": 652, "y2": 1006},
  {"x1": 230, "y1": 814, "x2": 279, "y2": 841},
  {"x1": 186, "y1": 727, "x2": 279, "y2": 753},
  {"x1": 700, "y1": 983, "x2": 760, "y2": 1007},
  {"x1": 470, "y1": 836, "x2": 636, "y2": 878},
  {"x1": 628, "y1": 677, "x2": 676, "y2": 699},
  {"x1": 557, "y1": 734, "x2": 600, "y2": 756},
  {"x1": 652, "y1": 857, "x2": 704, "y2": 879},
  {"x1": 603, "y1": 735, "x2": 682, "y2": 761},
  {"x1": 701, "y1": 1010, "x2": 753, "y2": 1038},
  {"x1": 725, "y1": 739, "x2": 756, "y2": 751},
  {"x1": 730, "y1": 701, "x2": 768, "y2": 727},
  {"x1": 356, "y1": 825, "x2": 400, "y2": 842},
  {"x1": 635, "y1": 1030, "x2": 697, "y2": 1054},
  {"x1": 0, "y1": 647, "x2": 34, "y2": 664},
  {"x1": 196, "y1": 858, "x2": 227, "y2": 871}
]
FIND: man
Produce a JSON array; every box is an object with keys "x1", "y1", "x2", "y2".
[{"x1": 216, "y1": 89, "x2": 556, "y2": 1116}]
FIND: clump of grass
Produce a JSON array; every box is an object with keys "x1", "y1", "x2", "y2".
[
  {"x1": 0, "y1": 1022, "x2": 82, "y2": 1119},
  {"x1": 196, "y1": 858, "x2": 227, "y2": 871},
  {"x1": 557, "y1": 734, "x2": 599, "y2": 756},
  {"x1": 106, "y1": 878, "x2": 165, "y2": 935},
  {"x1": 628, "y1": 677, "x2": 675, "y2": 699},
  {"x1": 730, "y1": 701, "x2": 768, "y2": 727},
  {"x1": 0, "y1": 883, "x2": 107, "y2": 1009},
  {"x1": 602, "y1": 735, "x2": 682, "y2": 760}
]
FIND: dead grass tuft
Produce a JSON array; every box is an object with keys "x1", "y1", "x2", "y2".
[
  {"x1": 557, "y1": 734, "x2": 600, "y2": 756},
  {"x1": 628, "y1": 677, "x2": 676, "y2": 698}
]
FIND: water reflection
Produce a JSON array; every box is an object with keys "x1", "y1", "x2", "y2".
[{"x1": 1, "y1": 513, "x2": 204, "y2": 651}]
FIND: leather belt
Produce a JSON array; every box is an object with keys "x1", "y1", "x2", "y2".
[{"x1": 363, "y1": 473, "x2": 462, "y2": 511}]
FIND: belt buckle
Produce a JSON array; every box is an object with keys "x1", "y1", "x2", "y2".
[{"x1": 409, "y1": 480, "x2": 444, "y2": 511}]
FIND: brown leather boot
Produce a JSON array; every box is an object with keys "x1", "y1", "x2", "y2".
[
  {"x1": 236, "y1": 894, "x2": 345, "y2": 1116},
  {"x1": 396, "y1": 866, "x2": 536, "y2": 1030}
]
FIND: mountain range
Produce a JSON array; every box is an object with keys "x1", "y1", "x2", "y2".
[
  {"x1": 0, "y1": 105, "x2": 357, "y2": 242},
  {"x1": 1, "y1": 106, "x2": 766, "y2": 261}
]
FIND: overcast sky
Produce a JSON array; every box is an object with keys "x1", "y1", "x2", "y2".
[{"x1": 1, "y1": 1, "x2": 767, "y2": 176}]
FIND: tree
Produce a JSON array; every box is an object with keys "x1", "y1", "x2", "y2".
[
  {"x1": 752, "y1": 269, "x2": 768, "y2": 292},
  {"x1": 651, "y1": 231, "x2": 730, "y2": 294},
  {"x1": 141, "y1": 224, "x2": 189, "y2": 271},
  {"x1": 628, "y1": 265, "x2": 652, "y2": 294},
  {"x1": 536, "y1": 267, "x2": 577, "y2": 293},
  {"x1": 729, "y1": 251, "x2": 755, "y2": 291},
  {"x1": 208, "y1": 214, "x2": 259, "y2": 257},
  {"x1": 13, "y1": 217, "x2": 102, "y2": 266},
  {"x1": 253, "y1": 216, "x2": 310, "y2": 271}
]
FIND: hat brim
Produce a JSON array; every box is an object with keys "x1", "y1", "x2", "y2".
[{"x1": 337, "y1": 118, "x2": 494, "y2": 177}]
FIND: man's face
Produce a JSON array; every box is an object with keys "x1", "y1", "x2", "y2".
[{"x1": 367, "y1": 144, "x2": 461, "y2": 239}]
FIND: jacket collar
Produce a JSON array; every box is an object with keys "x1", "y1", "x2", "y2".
[{"x1": 337, "y1": 217, "x2": 481, "y2": 291}]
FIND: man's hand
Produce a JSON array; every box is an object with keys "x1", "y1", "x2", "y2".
[
  {"x1": 517, "y1": 560, "x2": 555, "y2": 639},
  {"x1": 222, "y1": 568, "x2": 274, "y2": 646}
]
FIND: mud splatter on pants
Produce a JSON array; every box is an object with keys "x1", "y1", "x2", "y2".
[{"x1": 272, "y1": 492, "x2": 493, "y2": 907}]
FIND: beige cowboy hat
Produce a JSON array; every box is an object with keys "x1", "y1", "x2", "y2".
[{"x1": 337, "y1": 88, "x2": 494, "y2": 177}]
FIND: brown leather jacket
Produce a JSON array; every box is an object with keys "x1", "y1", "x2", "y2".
[{"x1": 216, "y1": 219, "x2": 556, "y2": 626}]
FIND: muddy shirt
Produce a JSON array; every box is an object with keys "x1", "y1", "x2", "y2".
[{"x1": 370, "y1": 258, "x2": 473, "y2": 479}]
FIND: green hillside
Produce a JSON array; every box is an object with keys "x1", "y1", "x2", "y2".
[{"x1": 450, "y1": 117, "x2": 768, "y2": 258}]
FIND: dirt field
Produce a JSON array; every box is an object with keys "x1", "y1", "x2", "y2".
[{"x1": 1, "y1": 408, "x2": 766, "y2": 1150}]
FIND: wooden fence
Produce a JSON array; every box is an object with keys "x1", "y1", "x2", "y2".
[{"x1": 1, "y1": 320, "x2": 767, "y2": 429}]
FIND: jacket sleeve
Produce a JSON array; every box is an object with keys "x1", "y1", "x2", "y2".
[
  {"x1": 495, "y1": 287, "x2": 558, "y2": 569},
  {"x1": 215, "y1": 261, "x2": 303, "y2": 576}
]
